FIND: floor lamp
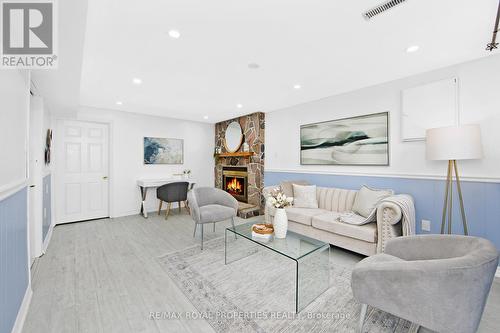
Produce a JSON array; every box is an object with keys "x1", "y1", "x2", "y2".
[{"x1": 426, "y1": 125, "x2": 483, "y2": 235}]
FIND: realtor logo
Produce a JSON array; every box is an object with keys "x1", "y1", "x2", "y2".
[{"x1": 1, "y1": 0, "x2": 57, "y2": 68}]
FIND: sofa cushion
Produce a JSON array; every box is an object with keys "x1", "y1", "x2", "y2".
[
  {"x1": 293, "y1": 184, "x2": 318, "y2": 208},
  {"x1": 287, "y1": 207, "x2": 329, "y2": 226},
  {"x1": 352, "y1": 185, "x2": 393, "y2": 218},
  {"x1": 269, "y1": 206, "x2": 329, "y2": 226},
  {"x1": 280, "y1": 180, "x2": 309, "y2": 197},
  {"x1": 199, "y1": 204, "x2": 235, "y2": 223},
  {"x1": 312, "y1": 212, "x2": 377, "y2": 243}
]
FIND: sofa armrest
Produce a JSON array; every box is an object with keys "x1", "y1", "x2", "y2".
[
  {"x1": 376, "y1": 201, "x2": 403, "y2": 253},
  {"x1": 262, "y1": 185, "x2": 279, "y2": 199},
  {"x1": 263, "y1": 185, "x2": 279, "y2": 223}
]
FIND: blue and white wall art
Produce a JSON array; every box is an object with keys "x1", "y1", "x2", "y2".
[
  {"x1": 300, "y1": 112, "x2": 389, "y2": 165},
  {"x1": 144, "y1": 137, "x2": 184, "y2": 164}
]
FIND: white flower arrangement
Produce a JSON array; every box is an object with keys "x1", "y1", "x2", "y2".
[{"x1": 268, "y1": 188, "x2": 293, "y2": 209}]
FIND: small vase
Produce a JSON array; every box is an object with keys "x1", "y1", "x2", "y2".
[
  {"x1": 242, "y1": 142, "x2": 250, "y2": 152},
  {"x1": 273, "y1": 208, "x2": 288, "y2": 239}
]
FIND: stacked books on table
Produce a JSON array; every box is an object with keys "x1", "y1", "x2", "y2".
[{"x1": 251, "y1": 223, "x2": 274, "y2": 241}]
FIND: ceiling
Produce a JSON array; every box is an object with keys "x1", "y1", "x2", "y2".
[{"x1": 57, "y1": 0, "x2": 500, "y2": 122}]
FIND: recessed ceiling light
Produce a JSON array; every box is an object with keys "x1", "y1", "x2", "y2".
[
  {"x1": 116, "y1": 101, "x2": 123, "y2": 105},
  {"x1": 236, "y1": 104, "x2": 243, "y2": 109},
  {"x1": 168, "y1": 30, "x2": 181, "y2": 39},
  {"x1": 203, "y1": 115, "x2": 209, "y2": 120},
  {"x1": 248, "y1": 63, "x2": 260, "y2": 69},
  {"x1": 293, "y1": 84, "x2": 302, "y2": 90},
  {"x1": 406, "y1": 45, "x2": 420, "y2": 53},
  {"x1": 133, "y1": 78, "x2": 142, "y2": 85}
]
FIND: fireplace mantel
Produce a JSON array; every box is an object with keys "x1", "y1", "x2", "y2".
[{"x1": 216, "y1": 152, "x2": 255, "y2": 158}]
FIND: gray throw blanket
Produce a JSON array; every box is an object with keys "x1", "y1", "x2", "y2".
[{"x1": 381, "y1": 194, "x2": 416, "y2": 236}]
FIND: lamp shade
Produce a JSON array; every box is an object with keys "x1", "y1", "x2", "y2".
[{"x1": 426, "y1": 125, "x2": 483, "y2": 161}]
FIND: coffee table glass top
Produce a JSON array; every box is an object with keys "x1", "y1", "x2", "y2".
[{"x1": 226, "y1": 220, "x2": 328, "y2": 261}]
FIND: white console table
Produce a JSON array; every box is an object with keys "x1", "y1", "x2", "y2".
[{"x1": 137, "y1": 178, "x2": 196, "y2": 218}]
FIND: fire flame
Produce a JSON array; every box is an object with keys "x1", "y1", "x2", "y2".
[{"x1": 226, "y1": 177, "x2": 242, "y2": 193}]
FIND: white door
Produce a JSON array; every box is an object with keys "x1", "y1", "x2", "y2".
[{"x1": 56, "y1": 120, "x2": 109, "y2": 224}]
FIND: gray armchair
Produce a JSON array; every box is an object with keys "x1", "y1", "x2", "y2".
[
  {"x1": 351, "y1": 235, "x2": 499, "y2": 333},
  {"x1": 187, "y1": 187, "x2": 239, "y2": 249}
]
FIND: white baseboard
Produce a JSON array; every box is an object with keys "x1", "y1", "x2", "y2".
[
  {"x1": 11, "y1": 286, "x2": 32, "y2": 333},
  {"x1": 42, "y1": 224, "x2": 54, "y2": 254}
]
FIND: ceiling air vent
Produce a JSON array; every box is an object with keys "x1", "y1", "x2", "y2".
[{"x1": 363, "y1": 0, "x2": 408, "y2": 20}]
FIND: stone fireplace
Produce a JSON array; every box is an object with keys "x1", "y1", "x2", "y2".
[
  {"x1": 222, "y1": 166, "x2": 248, "y2": 202},
  {"x1": 215, "y1": 112, "x2": 265, "y2": 218}
]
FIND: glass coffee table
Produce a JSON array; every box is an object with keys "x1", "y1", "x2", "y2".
[{"x1": 225, "y1": 220, "x2": 330, "y2": 313}]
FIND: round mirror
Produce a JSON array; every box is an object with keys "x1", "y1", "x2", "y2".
[{"x1": 224, "y1": 121, "x2": 243, "y2": 153}]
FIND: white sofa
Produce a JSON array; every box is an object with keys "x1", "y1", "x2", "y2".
[{"x1": 263, "y1": 184, "x2": 408, "y2": 256}]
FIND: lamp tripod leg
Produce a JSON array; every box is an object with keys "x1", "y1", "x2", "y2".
[
  {"x1": 453, "y1": 160, "x2": 468, "y2": 235},
  {"x1": 441, "y1": 161, "x2": 452, "y2": 234},
  {"x1": 448, "y1": 162, "x2": 453, "y2": 234}
]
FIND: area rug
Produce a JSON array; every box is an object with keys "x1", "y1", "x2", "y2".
[{"x1": 158, "y1": 237, "x2": 418, "y2": 333}]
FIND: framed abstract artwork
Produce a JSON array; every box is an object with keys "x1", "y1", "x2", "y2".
[
  {"x1": 144, "y1": 137, "x2": 184, "y2": 164},
  {"x1": 300, "y1": 112, "x2": 389, "y2": 165}
]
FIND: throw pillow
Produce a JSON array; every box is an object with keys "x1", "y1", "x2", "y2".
[
  {"x1": 280, "y1": 180, "x2": 309, "y2": 197},
  {"x1": 352, "y1": 185, "x2": 394, "y2": 218},
  {"x1": 292, "y1": 184, "x2": 318, "y2": 209}
]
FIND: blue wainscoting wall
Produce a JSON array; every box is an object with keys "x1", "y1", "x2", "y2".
[
  {"x1": 42, "y1": 175, "x2": 52, "y2": 242},
  {"x1": 0, "y1": 187, "x2": 29, "y2": 333},
  {"x1": 265, "y1": 171, "x2": 500, "y2": 253}
]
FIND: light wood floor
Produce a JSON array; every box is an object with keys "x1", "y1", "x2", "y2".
[{"x1": 23, "y1": 211, "x2": 500, "y2": 333}]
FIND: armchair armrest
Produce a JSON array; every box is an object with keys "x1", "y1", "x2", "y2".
[
  {"x1": 376, "y1": 201, "x2": 403, "y2": 253},
  {"x1": 385, "y1": 234, "x2": 481, "y2": 261},
  {"x1": 187, "y1": 190, "x2": 201, "y2": 223}
]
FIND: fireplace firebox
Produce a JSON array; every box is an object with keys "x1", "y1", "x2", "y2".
[{"x1": 222, "y1": 166, "x2": 248, "y2": 202}]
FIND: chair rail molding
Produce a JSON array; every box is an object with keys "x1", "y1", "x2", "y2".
[{"x1": 265, "y1": 168, "x2": 500, "y2": 184}]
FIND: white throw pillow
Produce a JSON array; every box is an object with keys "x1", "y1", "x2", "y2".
[
  {"x1": 352, "y1": 185, "x2": 393, "y2": 218},
  {"x1": 280, "y1": 180, "x2": 309, "y2": 197},
  {"x1": 292, "y1": 184, "x2": 318, "y2": 209}
]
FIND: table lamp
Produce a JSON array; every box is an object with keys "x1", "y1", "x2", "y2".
[{"x1": 426, "y1": 125, "x2": 483, "y2": 235}]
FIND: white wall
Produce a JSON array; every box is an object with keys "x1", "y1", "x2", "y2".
[
  {"x1": 75, "y1": 107, "x2": 215, "y2": 217},
  {"x1": 266, "y1": 54, "x2": 500, "y2": 181},
  {"x1": 0, "y1": 70, "x2": 30, "y2": 195}
]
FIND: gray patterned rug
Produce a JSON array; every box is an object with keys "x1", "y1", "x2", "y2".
[{"x1": 158, "y1": 237, "x2": 418, "y2": 333}]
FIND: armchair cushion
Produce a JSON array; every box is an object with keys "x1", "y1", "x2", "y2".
[{"x1": 199, "y1": 204, "x2": 236, "y2": 224}]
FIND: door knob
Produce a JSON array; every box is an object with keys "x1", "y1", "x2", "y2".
[{"x1": 103, "y1": 176, "x2": 108, "y2": 180}]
